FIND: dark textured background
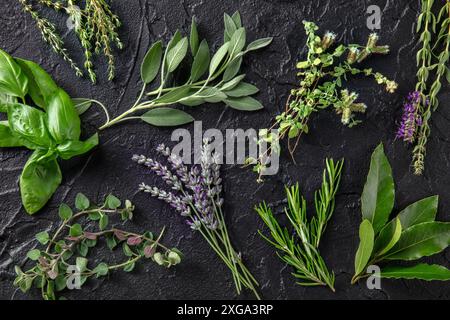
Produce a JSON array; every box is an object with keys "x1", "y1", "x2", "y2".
[{"x1": 1, "y1": 0, "x2": 449, "y2": 300}]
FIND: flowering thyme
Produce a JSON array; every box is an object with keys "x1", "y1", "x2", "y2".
[
  {"x1": 133, "y1": 140, "x2": 260, "y2": 299},
  {"x1": 396, "y1": 91, "x2": 422, "y2": 143}
]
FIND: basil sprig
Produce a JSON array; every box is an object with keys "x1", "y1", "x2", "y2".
[
  {"x1": 0, "y1": 49, "x2": 98, "y2": 214},
  {"x1": 352, "y1": 144, "x2": 450, "y2": 283}
]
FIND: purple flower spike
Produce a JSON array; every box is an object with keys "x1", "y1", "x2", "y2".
[{"x1": 396, "y1": 91, "x2": 422, "y2": 143}]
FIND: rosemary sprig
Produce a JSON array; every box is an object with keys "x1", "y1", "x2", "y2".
[{"x1": 255, "y1": 158, "x2": 344, "y2": 291}]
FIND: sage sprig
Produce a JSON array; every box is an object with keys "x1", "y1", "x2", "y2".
[
  {"x1": 250, "y1": 21, "x2": 396, "y2": 182},
  {"x1": 0, "y1": 49, "x2": 98, "y2": 214},
  {"x1": 352, "y1": 144, "x2": 450, "y2": 284},
  {"x1": 14, "y1": 194, "x2": 182, "y2": 300},
  {"x1": 255, "y1": 158, "x2": 344, "y2": 291},
  {"x1": 94, "y1": 12, "x2": 272, "y2": 130}
]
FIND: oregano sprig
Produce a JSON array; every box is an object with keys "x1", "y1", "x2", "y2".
[{"x1": 14, "y1": 193, "x2": 182, "y2": 300}]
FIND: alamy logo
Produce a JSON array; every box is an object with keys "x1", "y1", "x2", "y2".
[
  {"x1": 366, "y1": 265, "x2": 381, "y2": 290},
  {"x1": 367, "y1": 5, "x2": 382, "y2": 30}
]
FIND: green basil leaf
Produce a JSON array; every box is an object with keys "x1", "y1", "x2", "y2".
[
  {"x1": 231, "y1": 11, "x2": 242, "y2": 29},
  {"x1": 46, "y1": 89, "x2": 81, "y2": 143},
  {"x1": 20, "y1": 150, "x2": 62, "y2": 214},
  {"x1": 15, "y1": 58, "x2": 58, "y2": 109},
  {"x1": 141, "y1": 41, "x2": 163, "y2": 84},
  {"x1": 195, "y1": 88, "x2": 227, "y2": 103},
  {"x1": 224, "y1": 82, "x2": 259, "y2": 97},
  {"x1": 398, "y1": 195, "x2": 438, "y2": 230},
  {"x1": 0, "y1": 121, "x2": 23, "y2": 147},
  {"x1": 361, "y1": 143, "x2": 395, "y2": 234},
  {"x1": 373, "y1": 217, "x2": 402, "y2": 257},
  {"x1": 379, "y1": 263, "x2": 450, "y2": 281},
  {"x1": 141, "y1": 108, "x2": 194, "y2": 127},
  {"x1": 166, "y1": 37, "x2": 188, "y2": 73},
  {"x1": 245, "y1": 37, "x2": 273, "y2": 52},
  {"x1": 223, "y1": 56, "x2": 242, "y2": 82},
  {"x1": 225, "y1": 96, "x2": 263, "y2": 111},
  {"x1": 221, "y1": 74, "x2": 245, "y2": 91},
  {"x1": 56, "y1": 133, "x2": 99, "y2": 160},
  {"x1": 190, "y1": 18, "x2": 199, "y2": 56},
  {"x1": 0, "y1": 49, "x2": 28, "y2": 98},
  {"x1": 190, "y1": 40, "x2": 210, "y2": 82},
  {"x1": 154, "y1": 86, "x2": 190, "y2": 104},
  {"x1": 228, "y1": 27, "x2": 246, "y2": 57},
  {"x1": 8, "y1": 103, "x2": 53, "y2": 148},
  {"x1": 223, "y1": 13, "x2": 237, "y2": 42},
  {"x1": 384, "y1": 222, "x2": 450, "y2": 261},
  {"x1": 209, "y1": 42, "x2": 230, "y2": 76},
  {"x1": 354, "y1": 219, "x2": 374, "y2": 277},
  {"x1": 0, "y1": 93, "x2": 17, "y2": 112},
  {"x1": 72, "y1": 98, "x2": 92, "y2": 115}
]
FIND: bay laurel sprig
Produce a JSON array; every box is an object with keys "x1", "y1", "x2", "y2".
[
  {"x1": 255, "y1": 158, "x2": 344, "y2": 291},
  {"x1": 250, "y1": 21, "x2": 396, "y2": 182},
  {"x1": 14, "y1": 193, "x2": 182, "y2": 300},
  {"x1": 94, "y1": 12, "x2": 272, "y2": 130},
  {"x1": 352, "y1": 144, "x2": 450, "y2": 284},
  {"x1": 410, "y1": 0, "x2": 450, "y2": 175}
]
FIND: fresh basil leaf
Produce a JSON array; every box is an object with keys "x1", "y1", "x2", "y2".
[
  {"x1": 398, "y1": 195, "x2": 438, "y2": 230},
  {"x1": 361, "y1": 143, "x2": 395, "y2": 234},
  {"x1": 0, "y1": 121, "x2": 23, "y2": 147},
  {"x1": 72, "y1": 98, "x2": 92, "y2": 115},
  {"x1": 8, "y1": 103, "x2": 53, "y2": 148},
  {"x1": 223, "y1": 13, "x2": 237, "y2": 42},
  {"x1": 20, "y1": 150, "x2": 62, "y2": 214},
  {"x1": 209, "y1": 42, "x2": 230, "y2": 76},
  {"x1": 221, "y1": 74, "x2": 245, "y2": 91},
  {"x1": 0, "y1": 93, "x2": 17, "y2": 112},
  {"x1": 384, "y1": 222, "x2": 450, "y2": 261},
  {"x1": 225, "y1": 96, "x2": 263, "y2": 111},
  {"x1": 228, "y1": 27, "x2": 246, "y2": 57},
  {"x1": 231, "y1": 11, "x2": 242, "y2": 29},
  {"x1": 223, "y1": 56, "x2": 242, "y2": 82},
  {"x1": 190, "y1": 18, "x2": 199, "y2": 56},
  {"x1": 245, "y1": 37, "x2": 273, "y2": 52},
  {"x1": 190, "y1": 40, "x2": 210, "y2": 82},
  {"x1": 46, "y1": 89, "x2": 81, "y2": 143},
  {"x1": 354, "y1": 219, "x2": 374, "y2": 277},
  {"x1": 141, "y1": 108, "x2": 194, "y2": 127},
  {"x1": 166, "y1": 37, "x2": 188, "y2": 73},
  {"x1": 195, "y1": 88, "x2": 227, "y2": 103},
  {"x1": 379, "y1": 263, "x2": 450, "y2": 281},
  {"x1": 373, "y1": 217, "x2": 402, "y2": 257},
  {"x1": 141, "y1": 41, "x2": 163, "y2": 84},
  {"x1": 15, "y1": 58, "x2": 58, "y2": 109},
  {"x1": 0, "y1": 49, "x2": 28, "y2": 98},
  {"x1": 154, "y1": 86, "x2": 190, "y2": 104},
  {"x1": 56, "y1": 133, "x2": 99, "y2": 160},
  {"x1": 224, "y1": 82, "x2": 259, "y2": 97}
]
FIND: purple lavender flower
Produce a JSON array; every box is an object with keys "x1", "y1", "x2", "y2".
[{"x1": 396, "y1": 91, "x2": 422, "y2": 143}]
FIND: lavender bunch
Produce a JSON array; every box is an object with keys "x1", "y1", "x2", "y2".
[
  {"x1": 396, "y1": 91, "x2": 423, "y2": 143},
  {"x1": 132, "y1": 140, "x2": 260, "y2": 299}
]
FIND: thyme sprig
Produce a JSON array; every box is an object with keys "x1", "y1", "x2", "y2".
[
  {"x1": 255, "y1": 158, "x2": 344, "y2": 291},
  {"x1": 14, "y1": 193, "x2": 181, "y2": 300}
]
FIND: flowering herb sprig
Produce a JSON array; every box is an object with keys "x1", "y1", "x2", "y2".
[
  {"x1": 250, "y1": 21, "x2": 396, "y2": 182},
  {"x1": 396, "y1": 91, "x2": 423, "y2": 143},
  {"x1": 406, "y1": 0, "x2": 450, "y2": 175},
  {"x1": 133, "y1": 140, "x2": 260, "y2": 299},
  {"x1": 14, "y1": 194, "x2": 181, "y2": 300}
]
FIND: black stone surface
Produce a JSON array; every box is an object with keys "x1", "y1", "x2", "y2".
[{"x1": 1, "y1": 0, "x2": 449, "y2": 300}]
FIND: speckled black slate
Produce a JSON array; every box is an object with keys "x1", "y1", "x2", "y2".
[{"x1": 1, "y1": 0, "x2": 449, "y2": 300}]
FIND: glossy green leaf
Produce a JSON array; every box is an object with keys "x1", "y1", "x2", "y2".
[
  {"x1": 398, "y1": 195, "x2": 438, "y2": 230},
  {"x1": 141, "y1": 108, "x2": 194, "y2": 127},
  {"x1": 223, "y1": 56, "x2": 242, "y2": 82},
  {"x1": 56, "y1": 133, "x2": 99, "y2": 160},
  {"x1": 224, "y1": 13, "x2": 237, "y2": 42},
  {"x1": 0, "y1": 120, "x2": 23, "y2": 147},
  {"x1": 228, "y1": 27, "x2": 246, "y2": 57},
  {"x1": 75, "y1": 193, "x2": 90, "y2": 210},
  {"x1": 209, "y1": 42, "x2": 230, "y2": 76},
  {"x1": 72, "y1": 98, "x2": 93, "y2": 115},
  {"x1": 8, "y1": 103, "x2": 53, "y2": 148},
  {"x1": 166, "y1": 37, "x2": 188, "y2": 73},
  {"x1": 20, "y1": 150, "x2": 62, "y2": 214},
  {"x1": 373, "y1": 217, "x2": 402, "y2": 257},
  {"x1": 0, "y1": 93, "x2": 17, "y2": 112},
  {"x1": 190, "y1": 19, "x2": 199, "y2": 56},
  {"x1": 221, "y1": 74, "x2": 245, "y2": 91},
  {"x1": 141, "y1": 41, "x2": 163, "y2": 84},
  {"x1": 224, "y1": 82, "x2": 259, "y2": 97},
  {"x1": 354, "y1": 219, "x2": 374, "y2": 276},
  {"x1": 190, "y1": 40, "x2": 210, "y2": 82},
  {"x1": 380, "y1": 263, "x2": 450, "y2": 281},
  {"x1": 384, "y1": 222, "x2": 450, "y2": 261},
  {"x1": 225, "y1": 96, "x2": 263, "y2": 111},
  {"x1": 361, "y1": 143, "x2": 395, "y2": 234},
  {"x1": 0, "y1": 49, "x2": 28, "y2": 98},
  {"x1": 46, "y1": 89, "x2": 81, "y2": 143},
  {"x1": 15, "y1": 58, "x2": 58, "y2": 109},
  {"x1": 245, "y1": 37, "x2": 273, "y2": 52}
]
